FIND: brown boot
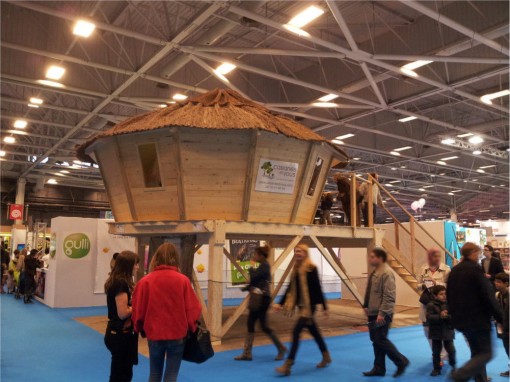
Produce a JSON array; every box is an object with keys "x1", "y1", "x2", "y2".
[
  {"x1": 276, "y1": 359, "x2": 294, "y2": 376},
  {"x1": 267, "y1": 331, "x2": 287, "y2": 360},
  {"x1": 234, "y1": 333, "x2": 254, "y2": 361},
  {"x1": 316, "y1": 351, "x2": 332, "y2": 368}
]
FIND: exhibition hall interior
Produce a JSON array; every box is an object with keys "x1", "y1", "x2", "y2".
[{"x1": 0, "y1": 1, "x2": 509, "y2": 381}]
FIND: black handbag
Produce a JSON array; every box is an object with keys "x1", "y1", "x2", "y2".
[
  {"x1": 419, "y1": 288, "x2": 433, "y2": 305},
  {"x1": 182, "y1": 321, "x2": 214, "y2": 364}
]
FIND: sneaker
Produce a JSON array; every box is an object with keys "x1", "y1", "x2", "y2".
[{"x1": 430, "y1": 369, "x2": 441, "y2": 377}]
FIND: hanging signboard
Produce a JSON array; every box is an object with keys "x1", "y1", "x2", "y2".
[
  {"x1": 8, "y1": 204, "x2": 24, "y2": 220},
  {"x1": 254, "y1": 158, "x2": 298, "y2": 194}
]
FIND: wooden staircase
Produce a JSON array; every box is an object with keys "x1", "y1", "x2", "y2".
[{"x1": 382, "y1": 238, "x2": 420, "y2": 294}]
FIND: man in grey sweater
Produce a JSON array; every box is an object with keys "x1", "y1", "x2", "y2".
[{"x1": 362, "y1": 248, "x2": 409, "y2": 378}]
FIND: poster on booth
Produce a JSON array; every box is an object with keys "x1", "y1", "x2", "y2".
[
  {"x1": 255, "y1": 158, "x2": 298, "y2": 194},
  {"x1": 229, "y1": 240, "x2": 260, "y2": 286},
  {"x1": 62, "y1": 232, "x2": 93, "y2": 260},
  {"x1": 94, "y1": 220, "x2": 136, "y2": 293}
]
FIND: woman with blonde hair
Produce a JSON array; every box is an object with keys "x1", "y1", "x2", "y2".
[
  {"x1": 274, "y1": 244, "x2": 331, "y2": 376},
  {"x1": 104, "y1": 251, "x2": 140, "y2": 382},
  {"x1": 132, "y1": 242, "x2": 201, "y2": 382}
]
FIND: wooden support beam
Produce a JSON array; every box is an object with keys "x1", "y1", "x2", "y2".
[
  {"x1": 272, "y1": 257, "x2": 295, "y2": 299},
  {"x1": 271, "y1": 235, "x2": 302, "y2": 275},
  {"x1": 180, "y1": 234, "x2": 197, "y2": 279},
  {"x1": 223, "y1": 247, "x2": 250, "y2": 281},
  {"x1": 290, "y1": 143, "x2": 314, "y2": 223},
  {"x1": 367, "y1": 174, "x2": 374, "y2": 227},
  {"x1": 309, "y1": 235, "x2": 363, "y2": 305},
  {"x1": 242, "y1": 131, "x2": 258, "y2": 221},
  {"x1": 220, "y1": 296, "x2": 249, "y2": 337},
  {"x1": 207, "y1": 222, "x2": 225, "y2": 342},
  {"x1": 410, "y1": 217, "x2": 416, "y2": 275},
  {"x1": 191, "y1": 269, "x2": 209, "y2": 327},
  {"x1": 349, "y1": 173, "x2": 357, "y2": 227},
  {"x1": 394, "y1": 221, "x2": 400, "y2": 250},
  {"x1": 174, "y1": 131, "x2": 187, "y2": 220},
  {"x1": 113, "y1": 137, "x2": 138, "y2": 220}
]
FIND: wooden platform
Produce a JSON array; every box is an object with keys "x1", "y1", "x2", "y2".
[{"x1": 74, "y1": 300, "x2": 420, "y2": 356}]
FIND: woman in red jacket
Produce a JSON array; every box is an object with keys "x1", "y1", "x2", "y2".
[{"x1": 132, "y1": 243, "x2": 201, "y2": 382}]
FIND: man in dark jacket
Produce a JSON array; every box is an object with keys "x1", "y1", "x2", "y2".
[
  {"x1": 482, "y1": 245, "x2": 504, "y2": 287},
  {"x1": 448, "y1": 243, "x2": 503, "y2": 382},
  {"x1": 494, "y1": 272, "x2": 509, "y2": 377}
]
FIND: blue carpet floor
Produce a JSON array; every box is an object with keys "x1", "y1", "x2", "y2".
[{"x1": 1, "y1": 295, "x2": 508, "y2": 382}]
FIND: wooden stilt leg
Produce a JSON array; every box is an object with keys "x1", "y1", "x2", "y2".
[{"x1": 207, "y1": 222, "x2": 225, "y2": 343}]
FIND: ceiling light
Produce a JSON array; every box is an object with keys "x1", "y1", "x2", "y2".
[
  {"x1": 400, "y1": 68, "x2": 419, "y2": 77},
  {"x1": 479, "y1": 165, "x2": 496, "y2": 169},
  {"x1": 439, "y1": 172, "x2": 446, "y2": 175},
  {"x1": 13, "y1": 120, "x2": 27, "y2": 129},
  {"x1": 311, "y1": 102, "x2": 337, "y2": 107},
  {"x1": 3, "y1": 137, "x2": 15, "y2": 144},
  {"x1": 215, "y1": 63, "x2": 236, "y2": 75},
  {"x1": 400, "y1": 165, "x2": 406, "y2": 169},
  {"x1": 463, "y1": 180, "x2": 468, "y2": 183},
  {"x1": 158, "y1": 104, "x2": 167, "y2": 108},
  {"x1": 73, "y1": 20, "x2": 96, "y2": 37},
  {"x1": 335, "y1": 134, "x2": 354, "y2": 140},
  {"x1": 430, "y1": 174, "x2": 435, "y2": 177},
  {"x1": 441, "y1": 138, "x2": 455, "y2": 145},
  {"x1": 500, "y1": 184, "x2": 506, "y2": 187},
  {"x1": 47, "y1": 179, "x2": 58, "y2": 184},
  {"x1": 398, "y1": 116, "x2": 417, "y2": 123},
  {"x1": 394, "y1": 146, "x2": 412, "y2": 152},
  {"x1": 27, "y1": 104, "x2": 39, "y2": 108},
  {"x1": 46, "y1": 65, "x2": 65, "y2": 80},
  {"x1": 318, "y1": 93, "x2": 338, "y2": 102},
  {"x1": 423, "y1": 185, "x2": 434, "y2": 188},
  {"x1": 457, "y1": 133, "x2": 473, "y2": 138},
  {"x1": 353, "y1": 157, "x2": 360, "y2": 160},
  {"x1": 472, "y1": 179, "x2": 478, "y2": 182},
  {"x1": 468, "y1": 135, "x2": 484, "y2": 144},
  {"x1": 60, "y1": 170, "x2": 69, "y2": 174},
  {"x1": 287, "y1": 5, "x2": 324, "y2": 28},
  {"x1": 480, "y1": 89, "x2": 510, "y2": 105},
  {"x1": 37, "y1": 79, "x2": 64, "y2": 88},
  {"x1": 440, "y1": 156, "x2": 458, "y2": 161},
  {"x1": 29, "y1": 97, "x2": 43, "y2": 105},
  {"x1": 401, "y1": 60, "x2": 433, "y2": 71},
  {"x1": 448, "y1": 192, "x2": 454, "y2": 196},
  {"x1": 437, "y1": 160, "x2": 446, "y2": 165},
  {"x1": 331, "y1": 139, "x2": 344, "y2": 145},
  {"x1": 389, "y1": 180, "x2": 400, "y2": 183},
  {"x1": 282, "y1": 24, "x2": 311, "y2": 37},
  {"x1": 479, "y1": 209, "x2": 490, "y2": 213},
  {"x1": 390, "y1": 151, "x2": 401, "y2": 156},
  {"x1": 391, "y1": 167, "x2": 397, "y2": 171},
  {"x1": 451, "y1": 190, "x2": 462, "y2": 193},
  {"x1": 476, "y1": 169, "x2": 485, "y2": 173},
  {"x1": 473, "y1": 150, "x2": 482, "y2": 155},
  {"x1": 385, "y1": 183, "x2": 393, "y2": 187},
  {"x1": 419, "y1": 188, "x2": 425, "y2": 191},
  {"x1": 172, "y1": 93, "x2": 187, "y2": 101},
  {"x1": 0, "y1": 150, "x2": 5, "y2": 157}
]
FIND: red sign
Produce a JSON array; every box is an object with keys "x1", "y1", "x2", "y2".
[{"x1": 9, "y1": 204, "x2": 24, "y2": 220}]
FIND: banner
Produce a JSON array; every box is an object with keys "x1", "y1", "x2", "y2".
[
  {"x1": 94, "y1": 220, "x2": 136, "y2": 293},
  {"x1": 8, "y1": 204, "x2": 23, "y2": 220},
  {"x1": 255, "y1": 158, "x2": 298, "y2": 194},
  {"x1": 229, "y1": 240, "x2": 260, "y2": 285}
]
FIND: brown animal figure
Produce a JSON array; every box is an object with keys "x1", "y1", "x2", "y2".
[{"x1": 334, "y1": 174, "x2": 361, "y2": 226}]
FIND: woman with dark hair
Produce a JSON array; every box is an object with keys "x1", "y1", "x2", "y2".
[
  {"x1": 104, "y1": 251, "x2": 140, "y2": 382},
  {"x1": 132, "y1": 243, "x2": 201, "y2": 382},
  {"x1": 235, "y1": 245, "x2": 287, "y2": 361},
  {"x1": 274, "y1": 244, "x2": 331, "y2": 376}
]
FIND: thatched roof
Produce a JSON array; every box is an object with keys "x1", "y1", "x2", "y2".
[{"x1": 78, "y1": 88, "x2": 349, "y2": 163}]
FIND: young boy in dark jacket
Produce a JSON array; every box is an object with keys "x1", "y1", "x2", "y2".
[
  {"x1": 494, "y1": 272, "x2": 509, "y2": 377},
  {"x1": 426, "y1": 285, "x2": 456, "y2": 376}
]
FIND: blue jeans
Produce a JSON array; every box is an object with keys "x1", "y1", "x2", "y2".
[{"x1": 148, "y1": 339, "x2": 185, "y2": 382}]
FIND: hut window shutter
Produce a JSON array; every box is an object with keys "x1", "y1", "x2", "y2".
[{"x1": 138, "y1": 143, "x2": 162, "y2": 188}]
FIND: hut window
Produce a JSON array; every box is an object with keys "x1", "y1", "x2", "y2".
[
  {"x1": 306, "y1": 156, "x2": 324, "y2": 196},
  {"x1": 138, "y1": 143, "x2": 162, "y2": 188}
]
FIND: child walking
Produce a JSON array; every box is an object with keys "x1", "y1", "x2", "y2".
[
  {"x1": 426, "y1": 285, "x2": 456, "y2": 376},
  {"x1": 494, "y1": 272, "x2": 509, "y2": 377}
]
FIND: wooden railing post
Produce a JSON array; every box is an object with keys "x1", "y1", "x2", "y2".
[
  {"x1": 410, "y1": 216, "x2": 416, "y2": 275},
  {"x1": 394, "y1": 221, "x2": 399, "y2": 250},
  {"x1": 350, "y1": 173, "x2": 357, "y2": 227},
  {"x1": 367, "y1": 174, "x2": 374, "y2": 227}
]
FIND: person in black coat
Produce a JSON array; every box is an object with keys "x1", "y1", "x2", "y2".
[
  {"x1": 494, "y1": 272, "x2": 509, "y2": 377},
  {"x1": 274, "y1": 244, "x2": 330, "y2": 376},
  {"x1": 234, "y1": 245, "x2": 286, "y2": 362},
  {"x1": 447, "y1": 243, "x2": 503, "y2": 382},
  {"x1": 482, "y1": 245, "x2": 504, "y2": 287},
  {"x1": 426, "y1": 285, "x2": 456, "y2": 376}
]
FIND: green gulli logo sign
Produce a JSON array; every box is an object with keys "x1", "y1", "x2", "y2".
[{"x1": 63, "y1": 233, "x2": 91, "y2": 259}]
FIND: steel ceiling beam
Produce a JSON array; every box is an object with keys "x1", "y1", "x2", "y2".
[
  {"x1": 399, "y1": 0, "x2": 509, "y2": 56},
  {"x1": 223, "y1": 3, "x2": 508, "y2": 114}
]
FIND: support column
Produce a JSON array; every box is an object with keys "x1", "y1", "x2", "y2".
[
  {"x1": 180, "y1": 235, "x2": 197, "y2": 280},
  {"x1": 207, "y1": 221, "x2": 225, "y2": 343},
  {"x1": 14, "y1": 178, "x2": 26, "y2": 225}
]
